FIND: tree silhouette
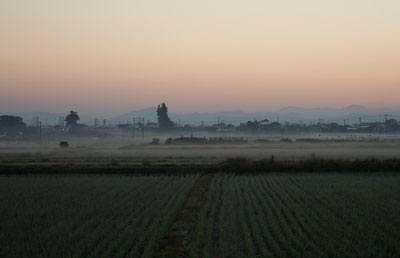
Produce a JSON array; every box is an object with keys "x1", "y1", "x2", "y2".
[
  {"x1": 0, "y1": 115, "x2": 26, "y2": 133},
  {"x1": 157, "y1": 103, "x2": 174, "y2": 128},
  {"x1": 65, "y1": 111, "x2": 80, "y2": 126}
]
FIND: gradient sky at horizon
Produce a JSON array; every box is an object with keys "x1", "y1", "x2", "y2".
[{"x1": 1, "y1": 0, "x2": 399, "y2": 115}]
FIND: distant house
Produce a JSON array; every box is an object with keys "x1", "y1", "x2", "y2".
[
  {"x1": 117, "y1": 124, "x2": 131, "y2": 130},
  {"x1": 147, "y1": 122, "x2": 159, "y2": 128},
  {"x1": 151, "y1": 138, "x2": 160, "y2": 145}
]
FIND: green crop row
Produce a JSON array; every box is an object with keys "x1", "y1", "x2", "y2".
[
  {"x1": 1, "y1": 173, "x2": 400, "y2": 258},
  {"x1": 189, "y1": 173, "x2": 400, "y2": 258},
  {"x1": 0, "y1": 174, "x2": 198, "y2": 258}
]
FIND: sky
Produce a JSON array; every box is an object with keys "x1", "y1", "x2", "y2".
[{"x1": 1, "y1": 0, "x2": 399, "y2": 116}]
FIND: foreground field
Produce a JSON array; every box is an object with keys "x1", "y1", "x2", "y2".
[
  {"x1": 191, "y1": 174, "x2": 400, "y2": 258},
  {"x1": 0, "y1": 175, "x2": 198, "y2": 258},
  {"x1": 1, "y1": 173, "x2": 400, "y2": 258}
]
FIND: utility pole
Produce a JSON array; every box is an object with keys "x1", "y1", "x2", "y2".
[
  {"x1": 133, "y1": 118, "x2": 136, "y2": 138},
  {"x1": 143, "y1": 121, "x2": 145, "y2": 138},
  {"x1": 132, "y1": 117, "x2": 144, "y2": 138},
  {"x1": 384, "y1": 114, "x2": 389, "y2": 134},
  {"x1": 39, "y1": 121, "x2": 42, "y2": 140}
]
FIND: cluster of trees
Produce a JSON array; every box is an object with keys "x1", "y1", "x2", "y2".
[
  {"x1": 66, "y1": 104, "x2": 174, "y2": 129},
  {"x1": 0, "y1": 116, "x2": 26, "y2": 128},
  {"x1": 0, "y1": 116, "x2": 26, "y2": 136},
  {"x1": 0, "y1": 115, "x2": 26, "y2": 136},
  {"x1": 0, "y1": 102, "x2": 175, "y2": 136},
  {"x1": 237, "y1": 119, "x2": 281, "y2": 132},
  {"x1": 0, "y1": 111, "x2": 82, "y2": 139}
]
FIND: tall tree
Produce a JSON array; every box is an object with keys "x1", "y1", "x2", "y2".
[
  {"x1": 157, "y1": 103, "x2": 174, "y2": 128},
  {"x1": 65, "y1": 111, "x2": 80, "y2": 126}
]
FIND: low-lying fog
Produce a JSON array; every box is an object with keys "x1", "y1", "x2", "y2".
[{"x1": 1, "y1": 132, "x2": 400, "y2": 165}]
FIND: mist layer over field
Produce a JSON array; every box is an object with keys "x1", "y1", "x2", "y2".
[{"x1": 0, "y1": 132, "x2": 399, "y2": 168}]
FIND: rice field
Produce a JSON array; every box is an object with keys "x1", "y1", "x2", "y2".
[
  {"x1": 1, "y1": 173, "x2": 400, "y2": 258},
  {"x1": 190, "y1": 174, "x2": 400, "y2": 258},
  {"x1": 0, "y1": 174, "x2": 198, "y2": 258}
]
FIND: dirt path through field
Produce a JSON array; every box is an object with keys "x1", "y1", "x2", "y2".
[{"x1": 153, "y1": 173, "x2": 214, "y2": 258}]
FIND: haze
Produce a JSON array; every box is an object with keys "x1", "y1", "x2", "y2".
[{"x1": 1, "y1": 0, "x2": 400, "y2": 116}]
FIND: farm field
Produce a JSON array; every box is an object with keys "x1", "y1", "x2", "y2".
[
  {"x1": 1, "y1": 136, "x2": 400, "y2": 166},
  {"x1": 190, "y1": 173, "x2": 400, "y2": 258},
  {"x1": 1, "y1": 173, "x2": 400, "y2": 258},
  {"x1": 0, "y1": 174, "x2": 198, "y2": 258}
]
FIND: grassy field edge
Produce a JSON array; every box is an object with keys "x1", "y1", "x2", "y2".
[{"x1": 1, "y1": 157, "x2": 400, "y2": 174}]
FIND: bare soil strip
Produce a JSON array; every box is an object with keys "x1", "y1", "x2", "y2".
[{"x1": 153, "y1": 173, "x2": 214, "y2": 258}]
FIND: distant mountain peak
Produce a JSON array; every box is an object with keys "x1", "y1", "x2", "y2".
[
  {"x1": 279, "y1": 106, "x2": 306, "y2": 112},
  {"x1": 343, "y1": 105, "x2": 368, "y2": 111},
  {"x1": 346, "y1": 104, "x2": 365, "y2": 108}
]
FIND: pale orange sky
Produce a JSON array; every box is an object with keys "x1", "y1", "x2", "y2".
[{"x1": 1, "y1": 0, "x2": 399, "y2": 115}]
